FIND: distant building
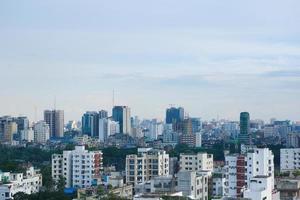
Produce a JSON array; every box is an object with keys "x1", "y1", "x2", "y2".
[
  {"x1": 191, "y1": 118, "x2": 202, "y2": 134},
  {"x1": 33, "y1": 121, "x2": 50, "y2": 144},
  {"x1": 0, "y1": 167, "x2": 42, "y2": 199},
  {"x1": 52, "y1": 146, "x2": 103, "y2": 189},
  {"x1": 82, "y1": 111, "x2": 100, "y2": 137},
  {"x1": 239, "y1": 112, "x2": 250, "y2": 144},
  {"x1": 166, "y1": 107, "x2": 184, "y2": 124},
  {"x1": 44, "y1": 110, "x2": 64, "y2": 138},
  {"x1": 99, "y1": 118, "x2": 120, "y2": 142},
  {"x1": 112, "y1": 106, "x2": 131, "y2": 135}
]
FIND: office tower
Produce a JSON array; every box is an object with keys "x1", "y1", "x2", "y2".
[
  {"x1": 179, "y1": 152, "x2": 213, "y2": 173},
  {"x1": 112, "y1": 106, "x2": 131, "y2": 135},
  {"x1": 165, "y1": 107, "x2": 184, "y2": 124},
  {"x1": 239, "y1": 112, "x2": 250, "y2": 144},
  {"x1": 125, "y1": 148, "x2": 169, "y2": 186},
  {"x1": 82, "y1": 111, "x2": 99, "y2": 137},
  {"x1": 3, "y1": 121, "x2": 18, "y2": 143},
  {"x1": 191, "y1": 117, "x2": 202, "y2": 134},
  {"x1": 52, "y1": 146, "x2": 103, "y2": 188},
  {"x1": 224, "y1": 148, "x2": 275, "y2": 198},
  {"x1": 33, "y1": 121, "x2": 50, "y2": 144},
  {"x1": 183, "y1": 118, "x2": 192, "y2": 135},
  {"x1": 44, "y1": 110, "x2": 64, "y2": 138},
  {"x1": 15, "y1": 116, "x2": 29, "y2": 133},
  {"x1": 98, "y1": 110, "x2": 108, "y2": 119},
  {"x1": 99, "y1": 118, "x2": 120, "y2": 142}
]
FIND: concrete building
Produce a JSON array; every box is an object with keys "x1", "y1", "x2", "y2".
[
  {"x1": 277, "y1": 178, "x2": 300, "y2": 200},
  {"x1": 99, "y1": 118, "x2": 120, "y2": 142},
  {"x1": 176, "y1": 170, "x2": 209, "y2": 200},
  {"x1": 52, "y1": 146, "x2": 103, "y2": 189},
  {"x1": 239, "y1": 112, "x2": 250, "y2": 145},
  {"x1": 179, "y1": 152, "x2": 213, "y2": 173},
  {"x1": 20, "y1": 128, "x2": 34, "y2": 142},
  {"x1": 112, "y1": 106, "x2": 131, "y2": 135},
  {"x1": 125, "y1": 148, "x2": 169, "y2": 186},
  {"x1": 280, "y1": 148, "x2": 300, "y2": 172},
  {"x1": 224, "y1": 148, "x2": 275, "y2": 198},
  {"x1": 0, "y1": 167, "x2": 42, "y2": 200},
  {"x1": 44, "y1": 110, "x2": 64, "y2": 138},
  {"x1": 33, "y1": 121, "x2": 50, "y2": 144},
  {"x1": 243, "y1": 176, "x2": 277, "y2": 200},
  {"x1": 3, "y1": 121, "x2": 17, "y2": 143},
  {"x1": 212, "y1": 173, "x2": 226, "y2": 198}
]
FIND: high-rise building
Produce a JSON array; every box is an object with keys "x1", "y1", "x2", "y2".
[
  {"x1": 99, "y1": 118, "x2": 120, "y2": 142},
  {"x1": 125, "y1": 148, "x2": 169, "y2": 186},
  {"x1": 44, "y1": 110, "x2": 64, "y2": 138},
  {"x1": 112, "y1": 106, "x2": 131, "y2": 135},
  {"x1": 33, "y1": 121, "x2": 50, "y2": 144},
  {"x1": 165, "y1": 107, "x2": 184, "y2": 124},
  {"x1": 239, "y1": 112, "x2": 250, "y2": 144},
  {"x1": 15, "y1": 116, "x2": 29, "y2": 133},
  {"x1": 52, "y1": 146, "x2": 103, "y2": 189},
  {"x1": 3, "y1": 121, "x2": 17, "y2": 143},
  {"x1": 82, "y1": 111, "x2": 99, "y2": 137},
  {"x1": 191, "y1": 118, "x2": 202, "y2": 134},
  {"x1": 98, "y1": 110, "x2": 108, "y2": 119}
]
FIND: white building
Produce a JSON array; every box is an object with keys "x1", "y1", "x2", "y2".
[
  {"x1": 212, "y1": 173, "x2": 226, "y2": 197},
  {"x1": 176, "y1": 170, "x2": 209, "y2": 200},
  {"x1": 280, "y1": 148, "x2": 300, "y2": 172},
  {"x1": 195, "y1": 132, "x2": 202, "y2": 148},
  {"x1": 99, "y1": 118, "x2": 120, "y2": 142},
  {"x1": 224, "y1": 148, "x2": 275, "y2": 198},
  {"x1": 20, "y1": 128, "x2": 34, "y2": 142},
  {"x1": 0, "y1": 167, "x2": 42, "y2": 200},
  {"x1": 33, "y1": 121, "x2": 50, "y2": 144},
  {"x1": 243, "y1": 176, "x2": 278, "y2": 200},
  {"x1": 179, "y1": 152, "x2": 213, "y2": 173},
  {"x1": 126, "y1": 148, "x2": 169, "y2": 186},
  {"x1": 52, "y1": 146, "x2": 103, "y2": 189}
]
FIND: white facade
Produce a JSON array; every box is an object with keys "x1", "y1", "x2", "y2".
[
  {"x1": 0, "y1": 167, "x2": 42, "y2": 200},
  {"x1": 126, "y1": 148, "x2": 169, "y2": 186},
  {"x1": 195, "y1": 132, "x2": 202, "y2": 148},
  {"x1": 99, "y1": 118, "x2": 120, "y2": 142},
  {"x1": 33, "y1": 121, "x2": 50, "y2": 144},
  {"x1": 243, "y1": 176, "x2": 273, "y2": 200},
  {"x1": 179, "y1": 152, "x2": 213, "y2": 173},
  {"x1": 212, "y1": 175, "x2": 226, "y2": 197},
  {"x1": 20, "y1": 128, "x2": 34, "y2": 142},
  {"x1": 52, "y1": 146, "x2": 103, "y2": 189},
  {"x1": 176, "y1": 171, "x2": 209, "y2": 200},
  {"x1": 280, "y1": 148, "x2": 300, "y2": 172}
]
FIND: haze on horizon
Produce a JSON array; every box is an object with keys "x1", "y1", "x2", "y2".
[{"x1": 0, "y1": 0, "x2": 300, "y2": 122}]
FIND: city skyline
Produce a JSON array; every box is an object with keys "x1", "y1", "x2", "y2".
[{"x1": 1, "y1": 0, "x2": 300, "y2": 121}]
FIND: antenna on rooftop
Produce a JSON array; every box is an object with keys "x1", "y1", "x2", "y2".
[{"x1": 112, "y1": 89, "x2": 115, "y2": 107}]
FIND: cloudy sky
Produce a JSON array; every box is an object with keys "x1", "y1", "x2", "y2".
[{"x1": 1, "y1": 0, "x2": 300, "y2": 122}]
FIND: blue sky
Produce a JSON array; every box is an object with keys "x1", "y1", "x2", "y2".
[{"x1": 0, "y1": 0, "x2": 300, "y2": 121}]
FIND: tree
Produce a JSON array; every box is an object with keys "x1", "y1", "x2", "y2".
[{"x1": 56, "y1": 175, "x2": 66, "y2": 192}]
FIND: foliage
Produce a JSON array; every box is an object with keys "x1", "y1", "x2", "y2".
[
  {"x1": 14, "y1": 191, "x2": 72, "y2": 200},
  {"x1": 101, "y1": 147, "x2": 137, "y2": 170}
]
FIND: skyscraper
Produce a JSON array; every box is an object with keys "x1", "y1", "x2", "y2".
[
  {"x1": 44, "y1": 110, "x2": 64, "y2": 138},
  {"x1": 166, "y1": 107, "x2": 184, "y2": 124},
  {"x1": 82, "y1": 111, "x2": 99, "y2": 137},
  {"x1": 239, "y1": 112, "x2": 250, "y2": 144},
  {"x1": 112, "y1": 106, "x2": 131, "y2": 135}
]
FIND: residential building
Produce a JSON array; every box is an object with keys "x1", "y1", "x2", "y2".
[
  {"x1": 0, "y1": 167, "x2": 42, "y2": 200},
  {"x1": 20, "y1": 128, "x2": 34, "y2": 142},
  {"x1": 277, "y1": 178, "x2": 300, "y2": 200},
  {"x1": 52, "y1": 146, "x2": 103, "y2": 189},
  {"x1": 44, "y1": 110, "x2": 64, "y2": 138},
  {"x1": 179, "y1": 152, "x2": 213, "y2": 173},
  {"x1": 176, "y1": 170, "x2": 209, "y2": 200},
  {"x1": 125, "y1": 148, "x2": 169, "y2": 186},
  {"x1": 280, "y1": 148, "x2": 300, "y2": 172},
  {"x1": 33, "y1": 121, "x2": 50, "y2": 144}
]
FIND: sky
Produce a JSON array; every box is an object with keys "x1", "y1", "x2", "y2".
[{"x1": 0, "y1": 0, "x2": 300, "y2": 122}]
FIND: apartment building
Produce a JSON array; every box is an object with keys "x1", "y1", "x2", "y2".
[
  {"x1": 179, "y1": 152, "x2": 213, "y2": 173},
  {"x1": 52, "y1": 146, "x2": 103, "y2": 189},
  {"x1": 0, "y1": 167, "x2": 42, "y2": 200},
  {"x1": 224, "y1": 148, "x2": 275, "y2": 198},
  {"x1": 176, "y1": 170, "x2": 209, "y2": 200},
  {"x1": 280, "y1": 148, "x2": 300, "y2": 172},
  {"x1": 125, "y1": 148, "x2": 169, "y2": 186}
]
